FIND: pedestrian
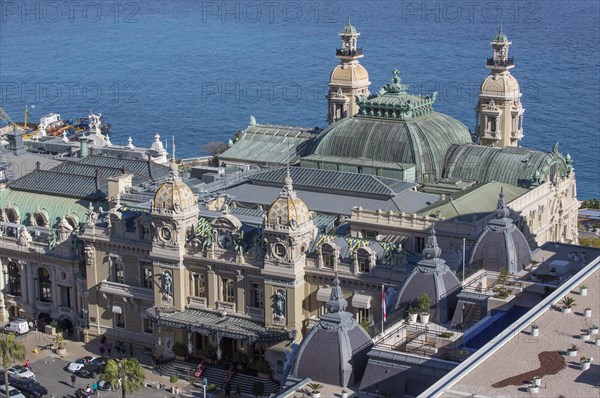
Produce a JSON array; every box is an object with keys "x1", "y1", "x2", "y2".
[
  {"x1": 25, "y1": 359, "x2": 30, "y2": 369},
  {"x1": 235, "y1": 383, "x2": 241, "y2": 396},
  {"x1": 99, "y1": 344, "x2": 105, "y2": 356},
  {"x1": 225, "y1": 383, "x2": 232, "y2": 398},
  {"x1": 107, "y1": 342, "x2": 112, "y2": 356},
  {"x1": 71, "y1": 373, "x2": 77, "y2": 388},
  {"x1": 129, "y1": 342, "x2": 134, "y2": 357}
]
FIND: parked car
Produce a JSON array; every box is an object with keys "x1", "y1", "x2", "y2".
[
  {"x1": 67, "y1": 356, "x2": 96, "y2": 373},
  {"x1": 3, "y1": 319, "x2": 29, "y2": 336},
  {"x1": 6, "y1": 378, "x2": 47, "y2": 398},
  {"x1": 0, "y1": 384, "x2": 26, "y2": 398},
  {"x1": 75, "y1": 357, "x2": 108, "y2": 378},
  {"x1": 96, "y1": 379, "x2": 112, "y2": 391},
  {"x1": 6, "y1": 366, "x2": 35, "y2": 380}
]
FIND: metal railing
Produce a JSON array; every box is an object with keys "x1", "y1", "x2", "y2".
[
  {"x1": 487, "y1": 57, "x2": 514, "y2": 66},
  {"x1": 336, "y1": 48, "x2": 363, "y2": 57}
]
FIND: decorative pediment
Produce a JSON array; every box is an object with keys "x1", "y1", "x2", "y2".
[{"x1": 211, "y1": 214, "x2": 242, "y2": 231}]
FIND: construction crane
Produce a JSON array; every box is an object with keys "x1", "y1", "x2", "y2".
[{"x1": 0, "y1": 107, "x2": 18, "y2": 131}]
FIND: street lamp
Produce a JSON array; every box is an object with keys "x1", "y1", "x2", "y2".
[{"x1": 203, "y1": 377, "x2": 208, "y2": 398}]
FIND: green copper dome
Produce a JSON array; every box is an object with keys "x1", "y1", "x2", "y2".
[
  {"x1": 342, "y1": 18, "x2": 357, "y2": 34},
  {"x1": 494, "y1": 24, "x2": 508, "y2": 41},
  {"x1": 307, "y1": 70, "x2": 472, "y2": 182}
]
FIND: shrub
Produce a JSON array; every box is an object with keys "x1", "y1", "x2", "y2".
[
  {"x1": 561, "y1": 296, "x2": 576, "y2": 308},
  {"x1": 418, "y1": 293, "x2": 432, "y2": 313},
  {"x1": 169, "y1": 374, "x2": 178, "y2": 384},
  {"x1": 307, "y1": 383, "x2": 324, "y2": 393},
  {"x1": 172, "y1": 342, "x2": 187, "y2": 357}
]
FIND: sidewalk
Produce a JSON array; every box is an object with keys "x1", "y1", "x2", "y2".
[{"x1": 14, "y1": 331, "x2": 189, "y2": 392}]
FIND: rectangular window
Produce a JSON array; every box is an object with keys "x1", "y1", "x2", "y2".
[
  {"x1": 143, "y1": 317, "x2": 153, "y2": 334},
  {"x1": 40, "y1": 281, "x2": 52, "y2": 302},
  {"x1": 358, "y1": 257, "x2": 371, "y2": 273},
  {"x1": 111, "y1": 256, "x2": 124, "y2": 284},
  {"x1": 415, "y1": 236, "x2": 426, "y2": 253},
  {"x1": 251, "y1": 283, "x2": 264, "y2": 309},
  {"x1": 222, "y1": 278, "x2": 235, "y2": 303},
  {"x1": 357, "y1": 308, "x2": 370, "y2": 323},
  {"x1": 141, "y1": 261, "x2": 153, "y2": 289},
  {"x1": 324, "y1": 253, "x2": 335, "y2": 268},
  {"x1": 59, "y1": 286, "x2": 71, "y2": 308},
  {"x1": 192, "y1": 273, "x2": 206, "y2": 298},
  {"x1": 114, "y1": 312, "x2": 125, "y2": 328},
  {"x1": 141, "y1": 224, "x2": 150, "y2": 240},
  {"x1": 361, "y1": 229, "x2": 378, "y2": 239}
]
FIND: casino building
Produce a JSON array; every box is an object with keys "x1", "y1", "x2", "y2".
[{"x1": 0, "y1": 22, "x2": 579, "y2": 389}]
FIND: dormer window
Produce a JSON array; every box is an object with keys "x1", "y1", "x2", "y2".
[
  {"x1": 5, "y1": 207, "x2": 18, "y2": 223},
  {"x1": 321, "y1": 243, "x2": 337, "y2": 269},
  {"x1": 357, "y1": 248, "x2": 372, "y2": 273},
  {"x1": 65, "y1": 216, "x2": 79, "y2": 230}
]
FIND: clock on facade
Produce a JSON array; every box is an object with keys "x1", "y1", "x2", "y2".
[
  {"x1": 274, "y1": 243, "x2": 287, "y2": 258},
  {"x1": 218, "y1": 230, "x2": 233, "y2": 249},
  {"x1": 161, "y1": 227, "x2": 172, "y2": 241}
]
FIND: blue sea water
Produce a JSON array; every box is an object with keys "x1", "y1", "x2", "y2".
[{"x1": 1, "y1": 0, "x2": 598, "y2": 198}]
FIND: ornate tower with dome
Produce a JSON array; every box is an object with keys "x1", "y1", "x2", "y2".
[
  {"x1": 262, "y1": 168, "x2": 317, "y2": 332},
  {"x1": 151, "y1": 160, "x2": 199, "y2": 310},
  {"x1": 475, "y1": 26, "x2": 525, "y2": 147},
  {"x1": 327, "y1": 19, "x2": 371, "y2": 124}
]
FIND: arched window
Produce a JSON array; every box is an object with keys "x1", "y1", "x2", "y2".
[
  {"x1": 357, "y1": 248, "x2": 372, "y2": 273},
  {"x1": 321, "y1": 243, "x2": 337, "y2": 269},
  {"x1": 65, "y1": 216, "x2": 79, "y2": 230},
  {"x1": 35, "y1": 213, "x2": 47, "y2": 227},
  {"x1": 7, "y1": 262, "x2": 21, "y2": 296},
  {"x1": 5, "y1": 207, "x2": 18, "y2": 223},
  {"x1": 38, "y1": 267, "x2": 52, "y2": 302}
]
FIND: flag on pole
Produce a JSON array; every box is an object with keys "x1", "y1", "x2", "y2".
[{"x1": 381, "y1": 284, "x2": 387, "y2": 322}]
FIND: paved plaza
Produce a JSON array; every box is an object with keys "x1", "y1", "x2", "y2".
[{"x1": 10, "y1": 331, "x2": 183, "y2": 398}]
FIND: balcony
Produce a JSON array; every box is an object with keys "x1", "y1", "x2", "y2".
[
  {"x1": 216, "y1": 301, "x2": 236, "y2": 313},
  {"x1": 246, "y1": 307, "x2": 264, "y2": 321},
  {"x1": 187, "y1": 296, "x2": 207, "y2": 309},
  {"x1": 99, "y1": 281, "x2": 153, "y2": 302},
  {"x1": 487, "y1": 57, "x2": 514, "y2": 67},
  {"x1": 336, "y1": 48, "x2": 363, "y2": 57}
]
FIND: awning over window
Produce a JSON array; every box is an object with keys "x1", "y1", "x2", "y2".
[
  {"x1": 352, "y1": 294, "x2": 372, "y2": 309},
  {"x1": 317, "y1": 287, "x2": 332, "y2": 302},
  {"x1": 112, "y1": 305, "x2": 122, "y2": 314}
]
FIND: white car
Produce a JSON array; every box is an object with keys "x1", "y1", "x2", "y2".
[
  {"x1": 6, "y1": 365, "x2": 35, "y2": 380},
  {"x1": 0, "y1": 384, "x2": 26, "y2": 398},
  {"x1": 67, "y1": 356, "x2": 96, "y2": 373}
]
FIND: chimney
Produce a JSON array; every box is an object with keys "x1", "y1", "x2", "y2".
[
  {"x1": 36, "y1": 161, "x2": 41, "y2": 171},
  {"x1": 79, "y1": 136, "x2": 89, "y2": 158}
]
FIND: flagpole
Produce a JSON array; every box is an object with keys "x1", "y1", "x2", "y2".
[
  {"x1": 462, "y1": 238, "x2": 466, "y2": 287},
  {"x1": 381, "y1": 284, "x2": 385, "y2": 336}
]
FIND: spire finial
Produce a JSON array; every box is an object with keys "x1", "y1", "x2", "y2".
[
  {"x1": 495, "y1": 187, "x2": 509, "y2": 218},
  {"x1": 499, "y1": 18, "x2": 503, "y2": 34},
  {"x1": 326, "y1": 271, "x2": 348, "y2": 313},
  {"x1": 283, "y1": 166, "x2": 294, "y2": 194}
]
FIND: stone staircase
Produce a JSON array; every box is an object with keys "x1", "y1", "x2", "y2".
[
  {"x1": 464, "y1": 305, "x2": 481, "y2": 329},
  {"x1": 154, "y1": 359, "x2": 280, "y2": 395}
]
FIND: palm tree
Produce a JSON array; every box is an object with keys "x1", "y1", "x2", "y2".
[
  {"x1": 100, "y1": 358, "x2": 145, "y2": 398},
  {"x1": 0, "y1": 333, "x2": 26, "y2": 389}
]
